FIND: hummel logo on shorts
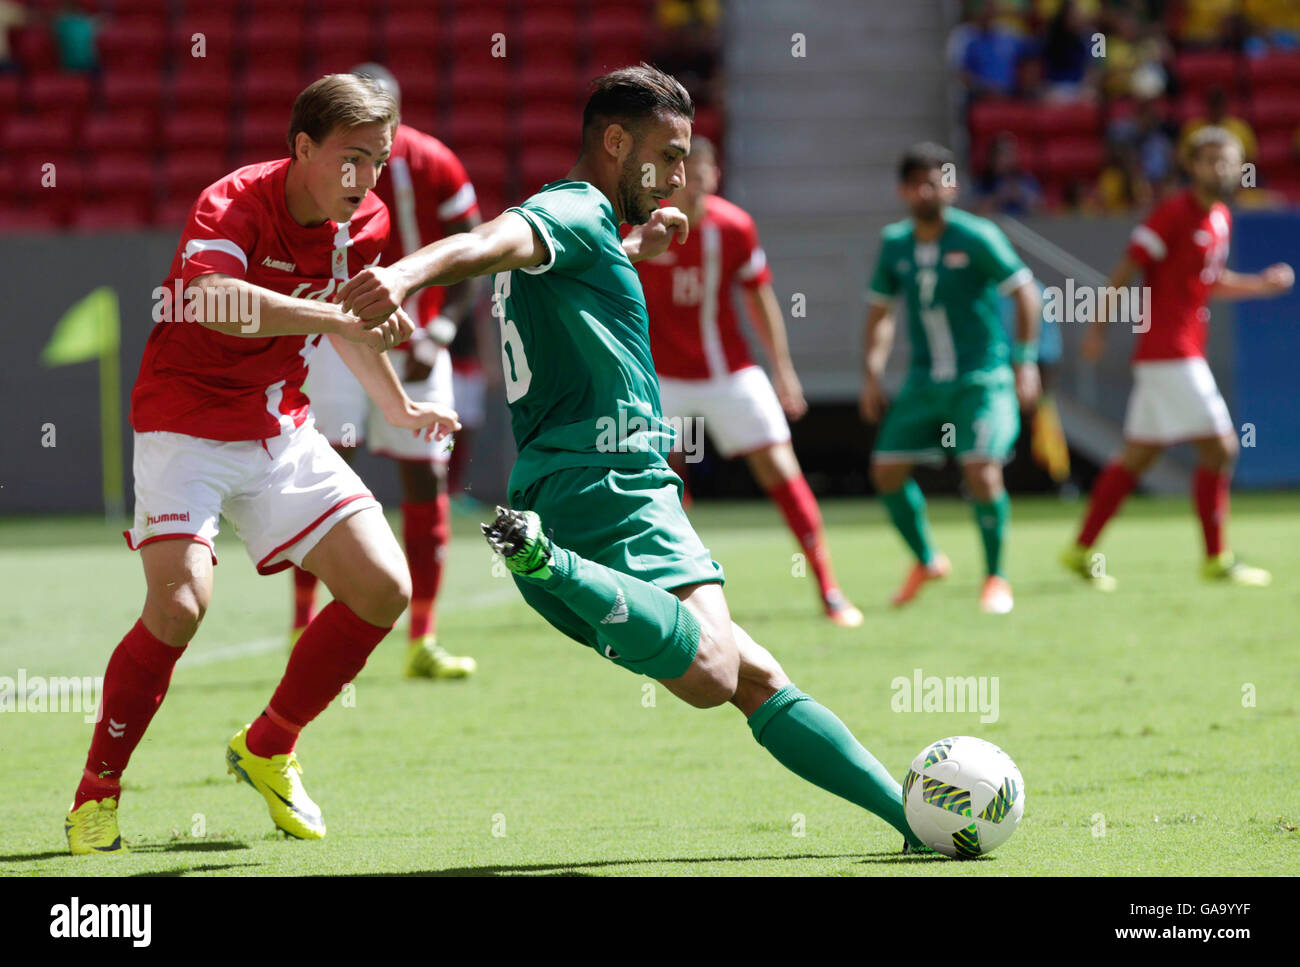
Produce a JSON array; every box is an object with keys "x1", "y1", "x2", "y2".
[{"x1": 600, "y1": 589, "x2": 629, "y2": 625}]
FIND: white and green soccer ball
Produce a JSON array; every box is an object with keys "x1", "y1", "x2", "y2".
[{"x1": 903, "y1": 736, "x2": 1024, "y2": 858}]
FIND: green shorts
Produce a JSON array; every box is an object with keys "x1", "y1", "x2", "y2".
[
  {"x1": 509, "y1": 464, "x2": 724, "y2": 678},
  {"x1": 874, "y1": 371, "x2": 1020, "y2": 465}
]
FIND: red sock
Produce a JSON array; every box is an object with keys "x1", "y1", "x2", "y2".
[
  {"x1": 1194, "y1": 467, "x2": 1229, "y2": 557},
  {"x1": 403, "y1": 496, "x2": 449, "y2": 640},
  {"x1": 292, "y1": 565, "x2": 319, "y2": 631},
  {"x1": 1078, "y1": 462, "x2": 1137, "y2": 547},
  {"x1": 767, "y1": 474, "x2": 838, "y2": 599},
  {"x1": 75, "y1": 620, "x2": 186, "y2": 808},
  {"x1": 246, "y1": 601, "x2": 391, "y2": 757}
]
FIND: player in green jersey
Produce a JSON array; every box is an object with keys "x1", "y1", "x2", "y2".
[
  {"x1": 339, "y1": 65, "x2": 931, "y2": 853},
  {"x1": 860, "y1": 143, "x2": 1042, "y2": 614}
]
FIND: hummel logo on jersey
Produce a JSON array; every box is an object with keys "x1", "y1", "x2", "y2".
[
  {"x1": 600, "y1": 589, "x2": 629, "y2": 625},
  {"x1": 107, "y1": 718, "x2": 126, "y2": 738},
  {"x1": 261, "y1": 256, "x2": 297, "y2": 272}
]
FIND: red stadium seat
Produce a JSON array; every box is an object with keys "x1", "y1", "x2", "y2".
[
  {"x1": 309, "y1": 14, "x2": 377, "y2": 70},
  {"x1": 239, "y1": 113, "x2": 291, "y2": 159},
  {"x1": 161, "y1": 111, "x2": 233, "y2": 152},
  {"x1": 101, "y1": 71, "x2": 166, "y2": 113},
  {"x1": 1248, "y1": 90, "x2": 1300, "y2": 130},
  {"x1": 518, "y1": 108, "x2": 582, "y2": 152},
  {"x1": 448, "y1": 62, "x2": 512, "y2": 111},
  {"x1": 1041, "y1": 136, "x2": 1104, "y2": 178},
  {"x1": 969, "y1": 98, "x2": 1040, "y2": 139},
  {"x1": 2, "y1": 115, "x2": 75, "y2": 155},
  {"x1": 86, "y1": 156, "x2": 158, "y2": 211},
  {"x1": 519, "y1": 19, "x2": 582, "y2": 65},
  {"x1": 587, "y1": 38, "x2": 652, "y2": 74},
  {"x1": 447, "y1": 108, "x2": 512, "y2": 151},
  {"x1": 589, "y1": 9, "x2": 653, "y2": 47},
  {"x1": 1174, "y1": 51, "x2": 1241, "y2": 94},
  {"x1": 162, "y1": 152, "x2": 230, "y2": 201},
  {"x1": 0, "y1": 75, "x2": 20, "y2": 114},
  {"x1": 1255, "y1": 131, "x2": 1295, "y2": 170},
  {"x1": 29, "y1": 74, "x2": 93, "y2": 115},
  {"x1": 1031, "y1": 100, "x2": 1102, "y2": 137},
  {"x1": 71, "y1": 199, "x2": 152, "y2": 232},
  {"x1": 240, "y1": 67, "x2": 309, "y2": 111},
  {"x1": 155, "y1": 195, "x2": 199, "y2": 227},
  {"x1": 0, "y1": 201, "x2": 64, "y2": 233},
  {"x1": 398, "y1": 103, "x2": 439, "y2": 136},
  {"x1": 9, "y1": 24, "x2": 56, "y2": 73},
  {"x1": 692, "y1": 104, "x2": 723, "y2": 143},
  {"x1": 245, "y1": 16, "x2": 307, "y2": 61},
  {"x1": 519, "y1": 147, "x2": 576, "y2": 196},
  {"x1": 97, "y1": 19, "x2": 168, "y2": 73},
  {"x1": 380, "y1": 11, "x2": 441, "y2": 56},
  {"x1": 1246, "y1": 52, "x2": 1300, "y2": 91},
  {"x1": 1173, "y1": 91, "x2": 1250, "y2": 125},
  {"x1": 450, "y1": 12, "x2": 512, "y2": 65},
  {"x1": 516, "y1": 69, "x2": 586, "y2": 112},
  {"x1": 172, "y1": 68, "x2": 236, "y2": 112},
  {"x1": 455, "y1": 147, "x2": 509, "y2": 196},
  {"x1": 83, "y1": 111, "x2": 158, "y2": 157}
]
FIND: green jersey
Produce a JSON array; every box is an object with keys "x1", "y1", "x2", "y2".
[
  {"x1": 499, "y1": 181, "x2": 672, "y2": 498},
  {"x1": 867, "y1": 207, "x2": 1031, "y2": 383}
]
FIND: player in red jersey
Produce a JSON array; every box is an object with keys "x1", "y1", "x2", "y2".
[
  {"x1": 64, "y1": 75, "x2": 460, "y2": 855},
  {"x1": 1063, "y1": 127, "x2": 1293, "y2": 589},
  {"x1": 637, "y1": 137, "x2": 864, "y2": 627},
  {"x1": 292, "y1": 64, "x2": 481, "y2": 680}
]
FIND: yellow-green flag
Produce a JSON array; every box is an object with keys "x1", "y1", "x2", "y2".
[{"x1": 41, "y1": 287, "x2": 124, "y2": 518}]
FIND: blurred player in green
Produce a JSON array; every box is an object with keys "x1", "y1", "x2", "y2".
[
  {"x1": 339, "y1": 65, "x2": 931, "y2": 853},
  {"x1": 860, "y1": 143, "x2": 1041, "y2": 614}
]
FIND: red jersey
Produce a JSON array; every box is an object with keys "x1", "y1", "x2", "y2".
[
  {"x1": 130, "y1": 158, "x2": 390, "y2": 442},
  {"x1": 1125, "y1": 189, "x2": 1231, "y2": 362},
  {"x1": 638, "y1": 193, "x2": 774, "y2": 380},
  {"x1": 375, "y1": 124, "x2": 478, "y2": 324}
]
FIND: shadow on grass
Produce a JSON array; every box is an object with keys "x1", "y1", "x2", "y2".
[
  {"x1": 125, "y1": 840, "x2": 251, "y2": 854},
  {"x1": 324, "y1": 851, "x2": 906, "y2": 876},
  {"x1": 132, "y1": 862, "x2": 261, "y2": 876}
]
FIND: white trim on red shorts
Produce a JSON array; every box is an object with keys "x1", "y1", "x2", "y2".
[{"x1": 121, "y1": 530, "x2": 218, "y2": 564}]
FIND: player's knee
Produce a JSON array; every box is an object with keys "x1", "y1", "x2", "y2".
[
  {"x1": 348, "y1": 563, "x2": 411, "y2": 627},
  {"x1": 147, "y1": 587, "x2": 206, "y2": 645},
  {"x1": 871, "y1": 461, "x2": 905, "y2": 493}
]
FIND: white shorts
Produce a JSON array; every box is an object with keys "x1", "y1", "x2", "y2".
[
  {"x1": 658, "y1": 365, "x2": 791, "y2": 459},
  {"x1": 307, "y1": 338, "x2": 454, "y2": 463},
  {"x1": 1124, "y1": 357, "x2": 1233, "y2": 445},
  {"x1": 450, "y1": 364, "x2": 486, "y2": 429},
  {"x1": 124, "y1": 421, "x2": 381, "y2": 574}
]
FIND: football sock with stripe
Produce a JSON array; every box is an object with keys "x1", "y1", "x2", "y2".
[
  {"x1": 403, "y1": 496, "x2": 449, "y2": 640},
  {"x1": 248, "y1": 601, "x2": 390, "y2": 757},
  {"x1": 748, "y1": 685, "x2": 922, "y2": 847},
  {"x1": 535, "y1": 544, "x2": 700, "y2": 669},
  {"x1": 767, "y1": 474, "x2": 840, "y2": 598},
  {"x1": 880, "y1": 480, "x2": 937, "y2": 566},
  {"x1": 972, "y1": 491, "x2": 1010, "y2": 578},
  {"x1": 75, "y1": 620, "x2": 186, "y2": 808}
]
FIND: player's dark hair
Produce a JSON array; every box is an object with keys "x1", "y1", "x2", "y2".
[
  {"x1": 1186, "y1": 125, "x2": 1243, "y2": 161},
  {"x1": 287, "y1": 74, "x2": 399, "y2": 158},
  {"x1": 581, "y1": 63, "x2": 694, "y2": 154},
  {"x1": 899, "y1": 142, "x2": 955, "y2": 182}
]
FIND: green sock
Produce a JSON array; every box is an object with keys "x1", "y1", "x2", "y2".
[
  {"x1": 539, "y1": 544, "x2": 700, "y2": 667},
  {"x1": 880, "y1": 480, "x2": 936, "y2": 565},
  {"x1": 972, "y1": 491, "x2": 1010, "y2": 577},
  {"x1": 748, "y1": 685, "x2": 921, "y2": 847}
]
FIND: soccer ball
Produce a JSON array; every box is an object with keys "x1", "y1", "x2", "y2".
[{"x1": 903, "y1": 736, "x2": 1024, "y2": 858}]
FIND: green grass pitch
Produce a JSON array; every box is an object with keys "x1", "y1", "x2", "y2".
[{"x1": 2, "y1": 493, "x2": 1297, "y2": 876}]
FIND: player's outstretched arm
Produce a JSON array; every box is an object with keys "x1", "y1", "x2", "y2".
[
  {"x1": 742, "y1": 282, "x2": 806, "y2": 419},
  {"x1": 185, "y1": 273, "x2": 410, "y2": 349},
  {"x1": 337, "y1": 212, "x2": 549, "y2": 323},
  {"x1": 1084, "y1": 255, "x2": 1140, "y2": 361},
  {"x1": 1212, "y1": 263, "x2": 1295, "y2": 300},
  {"x1": 860, "y1": 301, "x2": 895, "y2": 423},
  {"x1": 328, "y1": 332, "x2": 461, "y2": 441}
]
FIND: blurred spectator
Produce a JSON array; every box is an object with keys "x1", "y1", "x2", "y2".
[
  {"x1": 960, "y1": 1, "x2": 1031, "y2": 97},
  {"x1": 653, "y1": 0, "x2": 720, "y2": 107},
  {"x1": 1095, "y1": 140, "x2": 1153, "y2": 211},
  {"x1": 1179, "y1": 87, "x2": 1257, "y2": 163},
  {"x1": 1040, "y1": 0, "x2": 1100, "y2": 100},
  {"x1": 1172, "y1": 0, "x2": 1238, "y2": 47},
  {"x1": 1243, "y1": 0, "x2": 1300, "y2": 51},
  {"x1": 52, "y1": 1, "x2": 97, "y2": 73},
  {"x1": 1111, "y1": 96, "x2": 1177, "y2": 185},
  {"x1": 1101, "y1": 8, "x2": 1170, "y2": 100},
  {"x1": 0, "y1": 0, "x2": 27, "y2": 72},
  {"x1": 976, "y1": 133, "x2": 1044, "y2": 214}
]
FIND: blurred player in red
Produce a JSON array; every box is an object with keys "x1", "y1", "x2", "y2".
[
  {"x1": 637, "y1": 137, "x2": 864, "y2": 627},
  {"x1": 64, "y1": 75, "x2": 459, "y2": 854},
  {"x1": 292, "y1": 65, "x2": 481, "y2": 679},
  {"x1": 1063, "y1": 127, "x2": 1294, "y2": 589}
]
